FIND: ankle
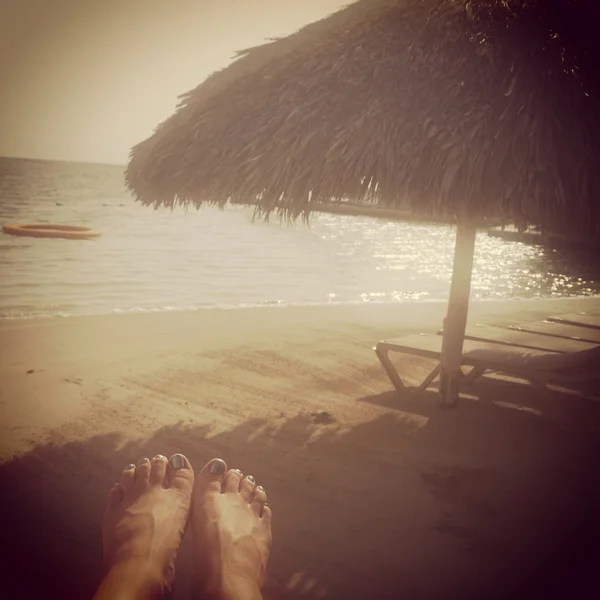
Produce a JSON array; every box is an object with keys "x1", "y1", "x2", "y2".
[
  {"x1": 191, "y1": 575, "x2": 262, "y2": 600},
  {"x1": 222, "y1": 574, "x2": 263, "y2": 600},
  {"x1": 95, "y1": 558, "x2": 168, "y2": 600}
]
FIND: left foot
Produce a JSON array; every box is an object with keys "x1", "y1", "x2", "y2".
[
  {"x1": 191, "y1": 459, "x2": 272, "y2": 600},
  {"x1": 97, "y1": 454, "x2": 194, "y2": 599}
]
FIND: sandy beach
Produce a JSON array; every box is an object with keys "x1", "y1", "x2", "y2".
[{"x1": 1, "y1": 297, "x2": 599, "y2": 599}]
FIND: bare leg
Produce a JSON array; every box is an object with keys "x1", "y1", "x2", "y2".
[
  {"x1": 191, "y1": 458, "x2": 272, "y2": 600},
  {"x1": 94, "y1": 454, "x2": 194, "y2": 600}
]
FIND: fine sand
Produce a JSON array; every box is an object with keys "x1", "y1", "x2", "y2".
[{"x1": 1, "y1": 298, "x2": 599, "y2": 599}]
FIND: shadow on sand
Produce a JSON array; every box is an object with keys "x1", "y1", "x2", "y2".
[{"x1": 1, "y1": 381, "x2": 599, "y2": 600}]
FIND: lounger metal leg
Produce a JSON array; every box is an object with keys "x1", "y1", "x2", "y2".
[
  {"x1": 418, "y1": 365, "x2": 441, "y2": 392},
  {"x1": 374, "y1": 346, "x2": 406, "y2": 393}
]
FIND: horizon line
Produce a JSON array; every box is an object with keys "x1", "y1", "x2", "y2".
[{"x1": 0, "y1": 154, "x2": 126, "y2": 168}]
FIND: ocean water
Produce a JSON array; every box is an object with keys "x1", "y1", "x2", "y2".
[{"x1": 1, "y1": 156, "x2": 599, "y2": 319}]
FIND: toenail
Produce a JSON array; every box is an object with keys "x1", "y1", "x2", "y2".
[
  {"x1": 232, "y1": 468, "x2": 243, "y2": 476},
  {"x1": 125, "y1": 464, "x2": 135, "y2": 470},
  {"x1": 246, "y1": 475, "x2": 255, "y2": 483},
  {"x1": 170, "y1": 454, "x2": 185, "y2": 469},
  {"x1": 112, "y1": 483, "x2": 120, "y2": 490},
  {"x1": 257, "y1": 485, "x2": 265, "y2": 492},
  {"x1": 138, "y1": 457, "x2": 149, "y2": 464},
  {"x1": 208, "y1": 459, "x2": 226, "y2": 474},
  {"x1": 153, "y1": 455, "x2": 166, "y2": 460}
]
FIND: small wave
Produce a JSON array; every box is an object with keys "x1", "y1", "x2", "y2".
[
  {"x1": 1, "y1": 295, "x2": 597, "y2": 321},
  {"x1": 10, "y1": 293, "x2": 600, "y2": 321}
]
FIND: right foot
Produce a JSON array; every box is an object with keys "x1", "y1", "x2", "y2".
[
  {"x1": 95, "y1": 453, "x2": 194, "y2": 600},
  {"x1": 192, "y1": 458, "x2": 272, "y2": 600}
]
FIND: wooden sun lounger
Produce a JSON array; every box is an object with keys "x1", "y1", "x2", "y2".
[
  {"x1": 374, "y1": 321, "x2": 600, "y2": 422},
  {"x1": 375, "y1": 333, "x2": 598, "y2": 392}
]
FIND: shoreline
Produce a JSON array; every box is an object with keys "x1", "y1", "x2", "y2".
[
  {"x1": 2, "y1": 292, "x2": 600, "y2": 322},
  {"x1": 1, "y1": 297, "x2": 599, "y2": 598}
]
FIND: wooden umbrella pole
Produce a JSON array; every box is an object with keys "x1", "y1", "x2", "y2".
[{"x1": 439, "y1": 219, "x2": 477, "y2": 407}]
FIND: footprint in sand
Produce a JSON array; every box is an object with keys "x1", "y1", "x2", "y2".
[{"x1": 311, "y1": 411, "x2": 335, "y2": 425}]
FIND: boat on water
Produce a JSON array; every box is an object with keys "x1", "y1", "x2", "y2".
[{"x1": 2, "y1": 223, "x2": 102, "y2": 240}]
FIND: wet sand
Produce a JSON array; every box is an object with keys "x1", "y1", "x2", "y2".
[{"x1": 1, "y1": 298, "x2": 599, "y2": 599}]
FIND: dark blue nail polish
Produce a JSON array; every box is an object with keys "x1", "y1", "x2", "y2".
[
  {"x1": 170, "y1": 454, "x2": 185, "y2": 469},
  {"x1": 209, "y1": 459, "x2": 226, "y2": 474}
]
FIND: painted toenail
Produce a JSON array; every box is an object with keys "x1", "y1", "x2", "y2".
[
  {"x1": 246, "y1": 475, "x2": 255, "y2": 483},
  {"x1": 138, "y1": 457, "x2": 149, "y2": 464},
  {"x1": 209, "y1": 459, "x2": 226, "y2": 474},
  {"x1": 125, "y1": 464, "x2": 135, "y2": 470},
  {"x1": 153, "y1": 455, "x2": 166, "y2": 460},
  {"x1": 170, "y1": 454, "x2": 185, "y2": 469}
]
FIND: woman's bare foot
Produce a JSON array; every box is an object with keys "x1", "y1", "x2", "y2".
[
  {"x1": 192, "y1": 458, "x2": 272, "y2": 600},
  {"x1": 94, "y1": 454, "x2": 194, "y2": 600}
]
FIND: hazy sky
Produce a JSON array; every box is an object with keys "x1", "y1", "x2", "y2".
[{"x1": 0, "y1": 0, "x2": 349, "y2": 165}]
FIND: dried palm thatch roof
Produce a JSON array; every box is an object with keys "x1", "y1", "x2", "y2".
[{"x1": 126, "y1": 0, "x2": 600, "y2": 238}]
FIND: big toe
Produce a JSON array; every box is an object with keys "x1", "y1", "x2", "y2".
[
  {"x1": 166, "y1": 453, "x2": 195, "y2": 495},
  {"x1": 194, "y1": 458, "x2": 228, "y2": 495}
]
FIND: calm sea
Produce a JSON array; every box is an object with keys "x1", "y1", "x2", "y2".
[{"x1": 1, "y1": 156, "x2": 598, "y2": 319}]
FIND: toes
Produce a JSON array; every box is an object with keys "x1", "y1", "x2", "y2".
[
  {"x1": 166, "y1": 453, "x2": 195, "y2": 494},
  {"x1": 261, "y1": 504, "x2": 272, "y2": 542},
  {"x1": 194, "y1": 458, "x2": 228, "y2": 495},
  {"x1": 251, "y1": 485, "x2": 267, "y2": 517},
  {"x1": 262, "y1": 504, "x2": 272, "y2": 525},
  {"x1": 223, "y1": 468, "x2": 243, "y2": 493},
  {"x1": 120, "y1": 463, "x2": 136, "y2": 494},
  {"x1": 135, "y1": 457, "x2": 151, "y2": 490},
  {"x1": 106, "y1": 483, "x2": 123, "y2": 512},
  {"x1": 150, "y1": 454, "x2": 168, "y2": 486},
  {"x1": 239, "y1": 475, "x2": 256, "y2": 502}
]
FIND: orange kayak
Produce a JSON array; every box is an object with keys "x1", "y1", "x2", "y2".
[{"x1": 2, "y1": 223, "x2": 102, "y2": 240}]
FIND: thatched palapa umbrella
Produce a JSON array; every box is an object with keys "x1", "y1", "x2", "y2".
[{"x1": 126, "y1": 0, "x2": 600, "y2": 405}]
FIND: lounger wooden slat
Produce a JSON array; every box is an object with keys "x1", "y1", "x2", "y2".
[
  {"x1": 434, "y1": 325, "x2": 591, "y2": 353},
  {"x1": 547, "y1": 313, "x2": 600, "y2": 330},
  {"x1": 507, "y1": 321, "x2": 600, "y2": 345},
  {"x1": 456, "y1": 324, "x2": 598, "y2": 353}
]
